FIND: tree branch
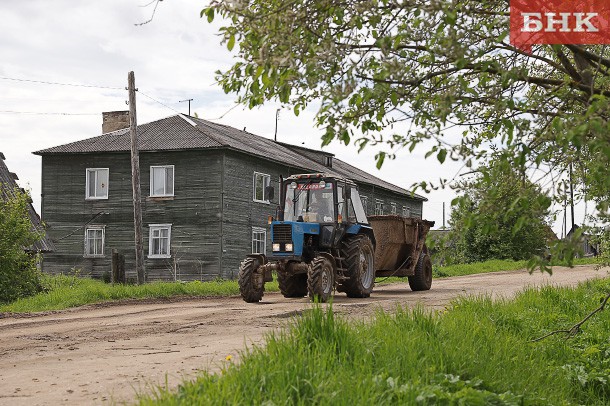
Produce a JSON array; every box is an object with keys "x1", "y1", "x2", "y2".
[{"x1": 531, "y1": 292, "x2": 610, "y2": 342}]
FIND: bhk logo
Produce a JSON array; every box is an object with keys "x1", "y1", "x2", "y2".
[{"x1": 510, "y1": 0, "x2": 610, "y2": 52}]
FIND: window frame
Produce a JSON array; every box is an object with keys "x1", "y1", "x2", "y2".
[
  {"x1": 149, "y1": 165, "x2": 175, "y2": 197},
  {"x1": 252, "y1": 227, "x2": 267, "y2": 254},
  {"x1": 84, "y1": 225, "x2": 105, "y2": 257},
  {"x1": 375, "y1": 199, "x2": 384, "y2": 215},
  {"x1": 85, "y1": 168, "x2": 109, "y2": 200},
  {"x1": 253, "y1": 172, "x2": 271, "y2": 203},
  {"x1": 360, "y1": 195, "x2": 368, "y2": 214},
  {"x1": 391, "y1": 202, "x2": 397, "y2": 215},
  {"x1": 148, "y1": 224, "x2": 172, "y2": 259},
  {"x1": 402, "y1": 206, "x2": 411, "y2": 217}
]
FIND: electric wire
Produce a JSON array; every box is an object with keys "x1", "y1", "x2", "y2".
[{"x1": 0, "y1": 76, "x2": 123, "y2": 90}]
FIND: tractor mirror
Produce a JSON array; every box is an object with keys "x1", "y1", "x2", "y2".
[{"x1": 264, "y1": 186, "x2": 275, "y2": 201}]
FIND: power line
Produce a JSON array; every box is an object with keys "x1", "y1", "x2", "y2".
[
  {"x1": 0, "y1": 76, "x2": 123, "y2": 90},
  {"x1": 0, "y1": 110, "x2": 99, "y2": 116},
  {"x1": 137, "y1": 90, "x2": 184, "y2": 115}
]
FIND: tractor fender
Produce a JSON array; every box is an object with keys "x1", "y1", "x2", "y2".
[{"x1": 245, "y1": 254, "x2": 273, "y2": 282}]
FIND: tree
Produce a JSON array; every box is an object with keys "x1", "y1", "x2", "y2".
[
  {"x1": 203, "y1": 0, "x2": 610, "y2": 262},
  {"x1": 0, "y1": 188, "x2": 44, "y2": 303},
  {"x1": 446, "y1": 160, "x2": 551, "y2": 264},
  {"x1": 203, "y1": 0, "x2": 610, "y2": 337}
]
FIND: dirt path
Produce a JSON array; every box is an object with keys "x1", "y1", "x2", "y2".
[{"x1": 0, "y1": 265, "x2": 607, "y2": 405}]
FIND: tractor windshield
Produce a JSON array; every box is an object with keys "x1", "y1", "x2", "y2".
[{"x1": 284, "y1": 181, "x2": 335, "y2": 222}]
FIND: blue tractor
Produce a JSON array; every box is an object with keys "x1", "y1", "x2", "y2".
[{"x1": 238, "y1": 173, "x2": 432, "y2": 303}]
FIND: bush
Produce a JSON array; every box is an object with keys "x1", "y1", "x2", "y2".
[{"x1": 0, "y1": 188, "x2": 44, "y2": 303}]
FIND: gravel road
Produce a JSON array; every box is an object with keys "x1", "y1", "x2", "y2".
[{"x1": 0, "y1": 265, "x2": 607, "y2": 405}]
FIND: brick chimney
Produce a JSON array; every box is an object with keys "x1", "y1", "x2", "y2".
[{"x1": 102, "y1": 111, "x2": 130, "y2": 133}]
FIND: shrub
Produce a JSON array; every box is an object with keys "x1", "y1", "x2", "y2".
[{"x1": 0, "y1": 188, "x2": 44, "y2": 303}]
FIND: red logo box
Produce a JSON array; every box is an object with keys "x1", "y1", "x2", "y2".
[{"x1": 510, "y1": 0, "x2": 610, "y2": 53}]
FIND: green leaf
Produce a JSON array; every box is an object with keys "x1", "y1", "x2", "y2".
[
  {"x1": 227, "y1": 34, "x2": 235, "y2": 51},
  {"x1": 437, "y1": 149, "x2": 447, "y2": 164}
]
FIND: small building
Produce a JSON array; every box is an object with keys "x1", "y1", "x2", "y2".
[
  {"x1": 0, "y1": 152, "x2": 54, "y2": 253},
  {"x1": 34, "y1": 113, "x2": 426, "y2": 281}
]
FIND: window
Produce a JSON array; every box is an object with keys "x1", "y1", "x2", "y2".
[
  {"x1": 86, "y1": 168, "x2": 109, "y2": 199},
  {"x1": 252, "y1": 227, "x2": 266, "y2": 254},
  {"x1": 253, "y1": 172, "x2": 270, "y2": 203},
  {"x1": 150, "y1": 165, "x2": 174, "y2": 197},
  {"x1": 149, "y1": 224, "x2": 172, "y2": 258},
  {"x1": 391, "y1": 203, "x2": 397, "y2": 215},
  {"x1": 84, "y1": 226, "x2": 105, "y2": 257},
  {"x1": 402, "y1": 206, "x2": 411, "y2": 217},
  {"x1": 375, "y1": 200, "x2": 384, "y2": 215},
  {"x1": 360, "y1": 195, "x2": 368, "y2": 214}
]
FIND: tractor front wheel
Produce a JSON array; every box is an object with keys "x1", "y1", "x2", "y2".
[
  {"x1": 278, "y1": 271, "x2": 308, "y2": 298},
  {"x1": 238, "y1": 257, "x2": 264, "y2": 302},
  {"x1": 307, "y1": 256, "x2": 335, "y2": 302}
]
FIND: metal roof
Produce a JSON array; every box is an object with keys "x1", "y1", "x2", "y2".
[
  {"x1": 34, "y1": 114, "x2": 426, "y2": 201},
  {"x1": 0, "y1": 154, "x2": 55, "y2": 252}
]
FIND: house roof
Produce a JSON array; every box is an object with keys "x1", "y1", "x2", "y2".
[
  {"x1": 0, "y1": 153, "x2": 55, "y2": 252},
  {"x1": 34, "y1": 114, "x2": 426, "y2": 201}
]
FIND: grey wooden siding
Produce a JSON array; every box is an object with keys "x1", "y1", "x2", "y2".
[
  {"x1": 41, "y1": 150, "x2": 225, "y2": 281},
  {"x1": 357, "y1": 184, "x2": 423, "y2": 218}
]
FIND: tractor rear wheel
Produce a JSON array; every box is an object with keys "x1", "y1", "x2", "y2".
[
  {"x1": 340, "y1": 235, "x2": 375, "y2": 298},
  {"x1": 278, "y1": 271, "x2": 307, "y2": 298},
  {"x1": 307, "y1": 256, "x2": 335, "y2": 302},
  {"x1": 238, "y1": 257, "x2": 264, "y2": 302},
  {"x1": 408, "y1": 247, "x2": 432, "y2": 291}
]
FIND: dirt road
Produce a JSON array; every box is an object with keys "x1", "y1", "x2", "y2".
[{"x1": 0, "y1": 265, "x2": 607, "y2": 405}]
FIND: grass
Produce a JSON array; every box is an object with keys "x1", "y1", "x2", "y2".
[
  {"x1": 0, "y1": 274, "x2": 279, "y2": 313},
  {"x1": 141, "y1": 278, "x2": 610, "y2": 405}
]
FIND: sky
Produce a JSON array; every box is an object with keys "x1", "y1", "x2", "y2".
[{"x1": 0, "y1": 0, "x2": 590, "y2": 235}]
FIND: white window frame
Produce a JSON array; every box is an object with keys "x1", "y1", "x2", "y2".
[
  {"x1": 360, "y1": 195, "x2": 368, "y2": 214},
  {"x1": 402, "y1": 206, "x2": 411, "y2": 217},
  {"x1": 391, "y1": 203, "x2": 397, "y2": 215},
  {"x1": 375, "y1": 200, "x2": 384, "y2": 215},
  {"x1": 148, "y1": 224, "x2": 172, "y2": 258},
  {"x1": 252, "y1": 227, "x2": 266, "y2": 254},
  {"x1": 85, "y1": 168, "x2": 109, "y2": 200},
  {"x1": 253, "y1": 172, "x2": 271, "y2": 203},
  {"x1": 84, "y1": 225, "x2": 105, "y2": 257},
  {"x1": 150, "y1": 165, "x2": 175, "y2": 197}
]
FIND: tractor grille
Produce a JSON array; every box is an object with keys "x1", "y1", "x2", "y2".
[{"x1": 273, "y1": 224, "x2": 292, "y2": 243}]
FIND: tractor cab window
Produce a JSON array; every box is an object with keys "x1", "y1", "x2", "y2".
[
  {"x1": 284, "y1": 181, "x2": 335, "y2": 222},
  {"x1": 350, "y1": 187, "x2": 369, "y2": 224}
]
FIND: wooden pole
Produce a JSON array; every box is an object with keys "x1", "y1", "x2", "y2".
[{"x1": 128, "y1": 71, "x2": 145, "y2": 284}]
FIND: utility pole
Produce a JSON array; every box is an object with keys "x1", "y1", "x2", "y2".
[
  {"x1": 179, "y1": 98, "x2": 193, "y2": 116},
  {"x1": 569, "y1": 162, "x2": 575, "y2": 232},
  {"x1": 128, "y1": 71, "x2": 145, "y2": 284},
  {"x1": 274, "y1": 109, "x2": 280, "y2": 141},
  {"x1": 442, "y1": 202, "x2": 446, "y2": 229}
]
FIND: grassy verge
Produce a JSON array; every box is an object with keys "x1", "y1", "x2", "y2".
[
  {"x1": 0, "y1": 274, "x2": 279, "y2": 313},
  {"x1": 141, "y1": 278, "x2": 610, "y2": 405}
]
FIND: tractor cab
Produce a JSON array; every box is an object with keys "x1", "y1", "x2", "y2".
[{"x1": 267, "y1": 173, "x2": 372, "y2": 261}]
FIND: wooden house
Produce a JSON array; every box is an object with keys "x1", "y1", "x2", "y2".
[{"x1": 33, "y1": 113, "x2": 426, "y2": 281}]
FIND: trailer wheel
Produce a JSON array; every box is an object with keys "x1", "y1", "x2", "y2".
[
  {"x1": 238, "y1": 257, "x2": 264, "y2": 302},
  {"x1": 278, "y1": 271, "x2": 308, "y2": 298},
  {"x1": 308, "y1": 256, "x2": 335, "y2": 302},
  {"x1": 408, "y1": 248, "x2": 432, "y2": 291},
  {"x1": 340, "y1": 235, "x2": 375, "y2": 298}
]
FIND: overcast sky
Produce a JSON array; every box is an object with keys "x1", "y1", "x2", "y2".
[{"x1": 0, "y1": 0, "x2": 589, "y2": 235}]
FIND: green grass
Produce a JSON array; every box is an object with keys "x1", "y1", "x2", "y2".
[
  {"x1": 0, "y1": 274, "x2": 279, "y2": 313},
  {"x1": 141, "y1": 278, "x2": 610, "y2": 405}
]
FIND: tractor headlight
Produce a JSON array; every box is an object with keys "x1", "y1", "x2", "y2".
[
  {"x1": 272, "y1": 243, "x2": 281, "y2": 252},
  {"x1": 285, "y1": 243, "x2": 294, "y2": 252}
]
